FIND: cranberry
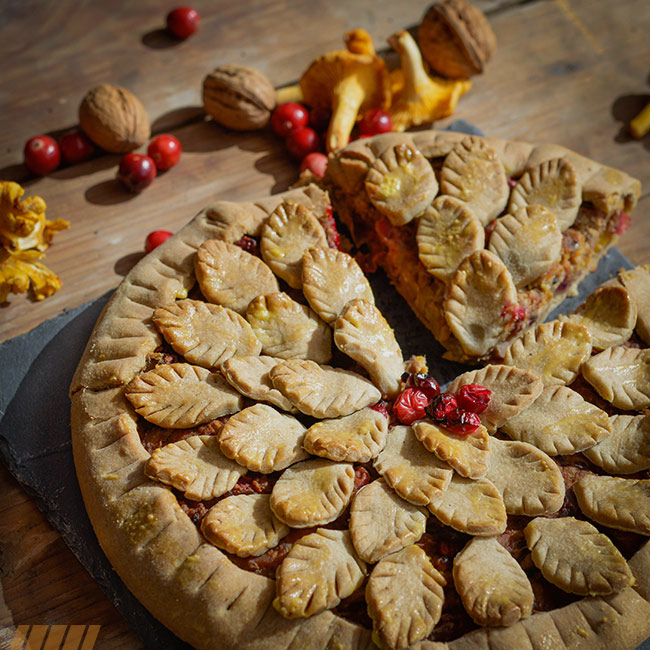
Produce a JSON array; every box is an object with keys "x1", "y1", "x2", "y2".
[
  {"x1": 23, "y1": 135, "x2": 61, "y2": 175},
  {"x1": 309, "y1": 106, "x2": 331, "y2": 133},
  {"x1": 358, "y1": 108, "x2": 392, "y2": 136},
  {"x1": 300, "y1": 152, "x2": 328, "y2": 178},
  {"x1": 234, "y1": 235, "x2": 260, "y2": 256},
  {"x1": 271, "y1": 103, "x2": 309, "y2": 138},
  {"x1": 285, "y1": 127, "x2": 320, "y2": 161},
  {"x1": 393, "y1": 388, "x2": 429, "y2": 425},
  {"x1": 427, "y1": 393, "x2": 458, "y2": 422},
  {"x1": 369, "y1": 400, "x2": 390, "y2": 418},
  {"x1": 444, "y1": 410, "x2": 482, "y2": 435},
  {"x1": 507, "y1": 177, "x2": 518, "y2": 189},
  {"x1": 615, "y1": 213, "x2": 632, "y2": 236},
  {"x1": 118, "y1": 153, "x2": 157, "y2": 192},
  {"x1": 145, "y1": 230, "x2": 173, "y2": 253},
  {"x1": 322, "y1": 204, "x2": 341, "y2": 249},
  {"x1": 147, "y1": 134, "x2": 182, "y2": 171},
  {"x1": 60, "y1": 130, "x2": 94, "y2": 165},
  {"x1": 405, "y1": 373, "x2": 440, "y2": 400},
  {"x1": 166, "y1": 6, "x2": 200, "y2": 39},
  {"x1": 456, "y1": 384, "x2": 491, "y2": 414}
]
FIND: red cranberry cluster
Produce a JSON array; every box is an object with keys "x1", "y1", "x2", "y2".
[
  {"x1": 269, "y1": 102, "x2": 393, "y2": 176},
  {"x1": 391, "y1": 373, "x2": 491, "y2": 436}
]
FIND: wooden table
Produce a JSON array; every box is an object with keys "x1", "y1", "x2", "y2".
[{"x1": 1, "y1": 0, "x2": 649, "y2": 647}]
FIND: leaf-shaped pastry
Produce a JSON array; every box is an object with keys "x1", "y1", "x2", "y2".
[
  {"x1": 274, "y1": 528, "x2": 366, "y2": 618},
  {"x1": 270, "y1": 458, "x2": 355, "y2": 527},
  {"x1": 221, "y1": 355, "x2": 297, "y2": 412},
  {"x1": 333, "y1": 299, "x2": 404, "y2": 397},
  {"x1": 303, "y1": 407, "x2": 388, "y2": 463},
  {"x1": 444, "y1": 250, "x2": 518, "y2": 357},
  {"x1": 145, "y1": 435, "x2": 245, "y2": 500},
  {"x1": 561, "y1": 285, "x2": 637, "y2": 351},
  {"x1": 302, "y1": 247, "x2": 374, "y2": 324},
  {"x1": 582, "y1": 346, "x2": 650, "y2": 410},
  {"x1": 619, "y1": 265, "x2": 650, "y2": 345},
  {"x1": 502, "y1": 320, "x2": 592, "y2": 386},
  {"x1": 486, "y1": 437, "x2": 564, "y2": 516},
  {"x1": 349, "y1": 478, "x2": 427, "y2": 563},
  {"x1": 575, "y1": 474, "x2": 650, "y2": 536},
  {"x1": 524, "y1": 516, "x2": 634, "y2": 595},
  {"x1": 195, "y1": 239, "x2": 279, "y2": 313},
  {"x1": 152, "y1": 299, "x2": 261, "y2": 369},
  {"x1": 583, "y1": 414, "x2": 650, "y2": 474},
  {"x1": 124, "y1": 363, "x2": 242, "y2": 428},
  {"x1": 269, "y1": 359, "x2": 381, "y2": 418},
  {"x1": 453, "y1": 537, "x2": 534, "y2": 627},
  {"x1": 246, "y1": 292, "x2": 332, "y2": 363},
  {"x1": 201, "y1": 494, "x2": 289, "y2": 557},
  {"x1": 374, "y1": 425, "x2": 453, "y2": 506},
  {"x1": 448, "y1": 364, "x2": 543, "y2": 433},
  {"x1": 413, "y1": 420, "x2": 489, "y2": 479},
  {"x1": 260, "y1": 200, "x2": 328, "y2": 289},
  {"x1": 508, "y1": 158, "x2": 581, "y2": 231},
  {"x1": 427, "y1": 475, "x2": 506, "y2": 536},
  {"x1": 501, "y1": 385, "x2": 611, "y2": 456},
  {"x1": 367, "y1": 545, "x2": 446, "y2": 650},
  {"x1": 416, "y1": 195, "x2": 485, "y2": 283},
  {"x1": 488, "y1": 205, "x2": 562, "y2": 289},
  {"x1": 440, "y1": 136, "x2": 509, "y2": 225},
  {"x1": 218, "y1": 404, "x2": 309, "y2": 473},
  {"x1": 364, "y1": 143, "x2": 438, "y2": 226}
]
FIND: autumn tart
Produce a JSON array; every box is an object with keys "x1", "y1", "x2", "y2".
[
  {"x1": 324, "y1": 129, "x2": 641, "y2": 363},
  {"x1": 70, "y1": 186, "x2": 650, "y2": 650}
]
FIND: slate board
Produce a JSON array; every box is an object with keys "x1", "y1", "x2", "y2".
[{"x1": 0, "y1": 119, "x2": 647, "y2": 649}]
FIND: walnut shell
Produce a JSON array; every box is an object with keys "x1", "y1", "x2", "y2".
[
  {"x1": 417, "y1": 0, "x2": 497, "y2": 79},
  {"x1": 203, "y1": 64, "x2": 276, "y2": 131},
  {"x1": 78, "y1": 84, "x2": 150, "y2": 153}
]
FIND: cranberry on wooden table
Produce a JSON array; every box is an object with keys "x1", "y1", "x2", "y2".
[
  {"x1": 358, "y1": 108, "x2": 393, "y2": 136},
  {"x1": 271, "y1": 103, "x2": 309, "y2": 137},
  {"x1": 118, "y1": 153, "x2": 157, "y2": 192},
  {"x1": 23, "y1": 135, "x2": 61, "y2": 175},
  {"x1": 60, "y1": 129, "x2": 94, "y2": 165},
  {"x1": 286, "y1": 127, "x2": 320, "y2": 161},
  {"x1": 145, "y1": 230, "x2": 173, "y2": 253},
  {"x1": 300, "y1": 152, "x2": 328, "y2": 178},
  {"x1": 166, "y1": 6, "x2": 200, "y2": 39},
  {"x1": 147, "y1": 134, "x2": 182, "y2": 171}
]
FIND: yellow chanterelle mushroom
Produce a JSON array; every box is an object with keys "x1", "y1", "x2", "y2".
[{"x1": 300, "y1": 29, "x2": 391, "y2": 152}]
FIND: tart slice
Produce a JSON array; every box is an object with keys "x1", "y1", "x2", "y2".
[{"x1": 325, "y1": 128, "x2": 640, "y2": 362}]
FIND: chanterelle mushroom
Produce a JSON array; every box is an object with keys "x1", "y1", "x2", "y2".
[
  {"x1": 388, "y1": 29, "x2": 471, "y2": 132},
  {"x1": 300, "y1": 29, "x2": 391, "y2": 152}
]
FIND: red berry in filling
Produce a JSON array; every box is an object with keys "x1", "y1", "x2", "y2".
[
  {"x1": 369, "y1": 400, "x2": 390, "y2": 418},
  {"x1": 456, "y1": 384, "x2": 491, "y2": 414},
  {"x1": 427, "y1": 393, "x2": 458, "y2": 422},
  {"x1": 234, "y1": 235, "x2": 260, "y2": 256},
  {"x1": 407, "y1": 373, "x2": 440, "y2": 400},
  {"x1": 444, "y1": 410, "x2": 482, "y2": 435},
  {"x1": 393, "y1": 388, "x2": 429, "y2": 425},
  {"x1": 615, "y1": 213, "x2": 632, "y2": 235}
]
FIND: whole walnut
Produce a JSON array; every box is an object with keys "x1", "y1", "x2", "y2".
[
  {"x1": 79, "y1": 84, "x2": 150, "y2": 153},
  {"x1": 418, "y1": 0, "x2": 497, "y2": 79},
  {"x1": 203, "y1": 64, "x2": 276, "y2": 131}
]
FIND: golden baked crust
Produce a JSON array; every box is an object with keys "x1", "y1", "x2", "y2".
[
  {"x1": 70, "y1": 182, "x2": 650, "y2": 650},
  {"x1": 324, "y1": 129, "x2": 641, "y2": 363}
]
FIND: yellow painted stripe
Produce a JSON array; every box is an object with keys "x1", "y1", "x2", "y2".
[
  {"x1": 42, "y1": 626, "x2": 68, "y2": 650},
  {"x1": 10, "y1": 625, "x2": 30, "y2": 650},
  {"x1": 61, "y1": 626, "x2": 86, "y2": 650},
  {"x1": 24, "y1": 625, "x2": 48, "y2": 650},
  {"x1": 79, "y1": 626, "x2": 100, "y2": 650}
]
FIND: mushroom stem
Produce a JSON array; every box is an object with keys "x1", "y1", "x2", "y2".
[
  {"x1": 327, "y1": 77, "x2": 366, "y2": 152},
  {"x1": 389, "y1": 30, "x2": 431, "y2": 96},
  {"x1": 276, "y1": 84, "x2": 303, "y2": 105}
]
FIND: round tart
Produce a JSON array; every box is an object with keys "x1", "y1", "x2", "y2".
[{"x1": 71, "y1": 143, "x2": 650, "y2": 649}]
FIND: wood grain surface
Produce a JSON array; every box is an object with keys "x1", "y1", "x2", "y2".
[{"x1": 1, "y1": 0, "x2": 649, "y2": 647}]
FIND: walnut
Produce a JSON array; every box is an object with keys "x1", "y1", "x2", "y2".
[
  {"x1": 78, "y1": 84, "x2": 150, "y2": 153},
  {"x1": 417, "y1": 0, "x2": 497, "y2": 79},
  {"x1": 202, "y1": 64, "x2": 276, "y2": 131}
]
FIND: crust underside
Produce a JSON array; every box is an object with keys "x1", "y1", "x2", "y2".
[{"x1": 69, "y1": 131, "x2": 650, "y2": 650}]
